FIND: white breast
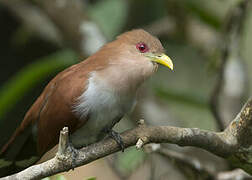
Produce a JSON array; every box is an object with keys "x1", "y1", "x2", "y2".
[{"x1": 71, "y1": 72, "x2": 136, "y2": 147}]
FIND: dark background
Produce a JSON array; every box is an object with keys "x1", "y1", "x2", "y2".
[{"x1": 0, "y1": 0, "x2": 251, "y2": 179}]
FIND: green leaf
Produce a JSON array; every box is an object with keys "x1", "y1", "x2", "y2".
[
  {"x1": 85, "y1": 177, "x2": 96, "y2": 180},
  {"x1": 184, "y1": 1, "x2": 222, "y2": 29},
  {"x1": 0, "y1": 50, "x2": 77, "y2": 120},
  {"x1": 55, "y1": 175, "x2": 67, "y2": 180}
]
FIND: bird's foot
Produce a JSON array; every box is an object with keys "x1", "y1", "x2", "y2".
[
  {"x1": 108, "y1": 129, "x2": 125, "y2": 152},
  {"x1": 68, "y1": 140, "x2": 78, "y2": 170}
]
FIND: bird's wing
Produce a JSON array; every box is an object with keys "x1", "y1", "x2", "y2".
[{"x1": 0, "y1": 62, "x2": 90, "y2": 176}]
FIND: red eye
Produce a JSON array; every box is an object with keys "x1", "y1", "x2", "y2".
[{"x1": 136, "y1": 43, "x2": 149, "y2": 53}]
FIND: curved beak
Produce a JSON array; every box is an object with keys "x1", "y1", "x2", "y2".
[{"x1": 145, "y1": 53, "x2": 174, "y2": 70}]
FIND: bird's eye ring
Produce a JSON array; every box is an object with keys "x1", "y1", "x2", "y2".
[{"x1": 136, "y1": 43, "x2": 149, "y2": 53}]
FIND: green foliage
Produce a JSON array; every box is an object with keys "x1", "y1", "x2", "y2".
[
  {"x1": 184, "y1": 0, "x2": 222, "y2": 29},
  {"x1": 55, "y1": 175, "x2": 67, "y2": 180},
  {"x1": 88, "y1": 0, "x2": 128, "y2": 39},
  {"x1": 41, "y1": 178, "x2": 50, "y2": 180},
  {"x1": 116, "y1": 147, "x2": 146, "y2": 175},
  {"x1": 155, "y1": 87, "x2": 208, "y2": 109},
  {"x1": 41, "y1": 175, "x2": 67, "y2": 180},
  {"x1": 228, "y1": 155, "x2": 252, "y2": 175},
  {"x1": 11, "y1": 26, "x2": 34, "y2": 46},
  {"x1": 85, "y1": 177, "x2": 96, "y2": 180},
  {"x1": 0, "y1": 50, "x2": 77, "y2": 120},
  {"x1": 155, "y1": 87, "x2": 216, "y2": 131}
]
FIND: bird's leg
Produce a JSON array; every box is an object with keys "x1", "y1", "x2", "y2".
[
  {"x1": 107, "y1": 129, "x2": 125, "y2": 152},
  {"x1": 101, "y1": 116, "x2": 125, "y2": 151}
]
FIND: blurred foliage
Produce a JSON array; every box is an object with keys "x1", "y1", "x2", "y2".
[
  {"x1": 88, "y1": 0, "x2": 128, "y2": 39},
  {"x1": 54, "y1": 175, "x2": 67, "y2": 180},
  {"x1": 41, "y1": 178, "x2": 50, "y2": 180},
  {"x1": 155, "y1": 87, "x2": 208, "y2": 109},
  {"x1": 127, "y1": 0, "x2": 168, "y2": 29},
  {"x1": 116, "y1": 147, "x2": 146, "y2": 176},
  {"x1": 0, "y1": 0, "x2": 251, "y2": 179},
  {"x1": 11, "y1": 26, "x2": 35, "y2": 46},
  {"x1": 42, "y1": 175, "x2": 67, "y2": 180},
  {"x1": 183, "y1": 1, "x2": 222, "y2": 29},
  {"x1": 0, "y1": 50, "x2": 77, "y2": 121},
  {"x1": 85, "y1": 177, "x2": 96, "y2": 180}
]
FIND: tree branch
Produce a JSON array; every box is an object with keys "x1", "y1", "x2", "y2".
[
  {"x1": 1, "y1": 98, "x2": 252, "y2": 179},
  {"x1": 216, "y1": 169, "x2": 251, "y2": 180},
  {"x1": 147, "y1": 144, "x2": 252, "y2": 180},
  {"x1": 210, "y1": 0, "x2": 250, "y2": 131},
  {"x1": 152, "y1": 145, "x2": 214, "y2": 179}
]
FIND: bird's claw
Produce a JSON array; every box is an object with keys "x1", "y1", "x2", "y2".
[
  {"x1": 68, "y1": 140, "x2": 78, "y2": 170},
  {"x1": 108, "y1": 130, "x2": 125, "y2": 152}
]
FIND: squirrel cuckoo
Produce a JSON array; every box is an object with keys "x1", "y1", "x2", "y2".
[{"x1": 0, "y1": 29, "x2": 173, "y2": 176}]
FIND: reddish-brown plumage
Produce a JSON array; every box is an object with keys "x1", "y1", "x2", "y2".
[
  {"x1": 0, "y1": 29, "x2": 172, "y2": 176},
  {"x1": 1, "y1": 52, "x2": 111, "y2": 156}
]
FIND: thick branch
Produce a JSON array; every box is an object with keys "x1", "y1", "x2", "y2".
[
  {"x1": 2, "y1": 98, "x2": 252, "y2": 179},
  {"x1": 0, "y1": 126, "x2": 226, "y2": 180}
]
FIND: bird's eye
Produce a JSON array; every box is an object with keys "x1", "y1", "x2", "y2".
[{"x1": 136, "y1": 43, "x2": 149, "y2": 53}]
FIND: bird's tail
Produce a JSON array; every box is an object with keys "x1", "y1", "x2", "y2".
[{"x1": 0, "y1": 125, "x2": 39, "y2": 177}]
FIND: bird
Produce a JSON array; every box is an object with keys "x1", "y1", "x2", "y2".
[{"x1": 0, "y1": 29, "x2": 173, "y2": 177}]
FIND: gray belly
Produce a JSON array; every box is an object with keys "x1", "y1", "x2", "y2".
[
  {"x1": 71, "y1": 95, "x2": 136, "y2": 148},
  {"x1": 71, "y1": 71, "x2": 137, "y2": 148}
]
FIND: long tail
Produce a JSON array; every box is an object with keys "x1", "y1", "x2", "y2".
[{"x1": 0, "y1": 125, "x2": 39, "y2": 177}]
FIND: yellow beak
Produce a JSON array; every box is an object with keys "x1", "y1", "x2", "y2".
[{"x1": 146, "y1": 53, "x2": 174, "y2": 70}]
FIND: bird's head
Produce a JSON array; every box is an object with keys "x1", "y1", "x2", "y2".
[{"x1": 116, "y1": 29, "x2": 173, "y2": 70}]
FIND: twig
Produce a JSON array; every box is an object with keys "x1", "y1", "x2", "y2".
[
  {"x1": 147, "y1": 145, "x2": 252, "y2": 180},
  {"x1": 136, "y1": 119, "x2": 148, "y2": 149},
  {"x1": 156, "y1": 147, "x2": 214, "y2": 179},
  {"x1": 148, "y1": 154, "x2": 156, "y2": 180},
  {"x1": 216, "y1": 169, "x2": 251, "y2": 180},
  {"x1": 136, "y1": 139, "x2": 144, "y2": 149},
  {"x1": 1, "y1": 98, "x2": 252, "y2": 179},
  {"x1": 209, "y1": 0, "x2": 250, "y2": 131},
  {"x1": 57, "y1": 127, "x2": 69, "y2": 156},
  {"x1": 210, "y1": 58, "x2": 227, "y2": 131}
]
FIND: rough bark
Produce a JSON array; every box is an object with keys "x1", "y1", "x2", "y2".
[{"x1": 1, "y1": 98, "x2": 252, "y2": 180}]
